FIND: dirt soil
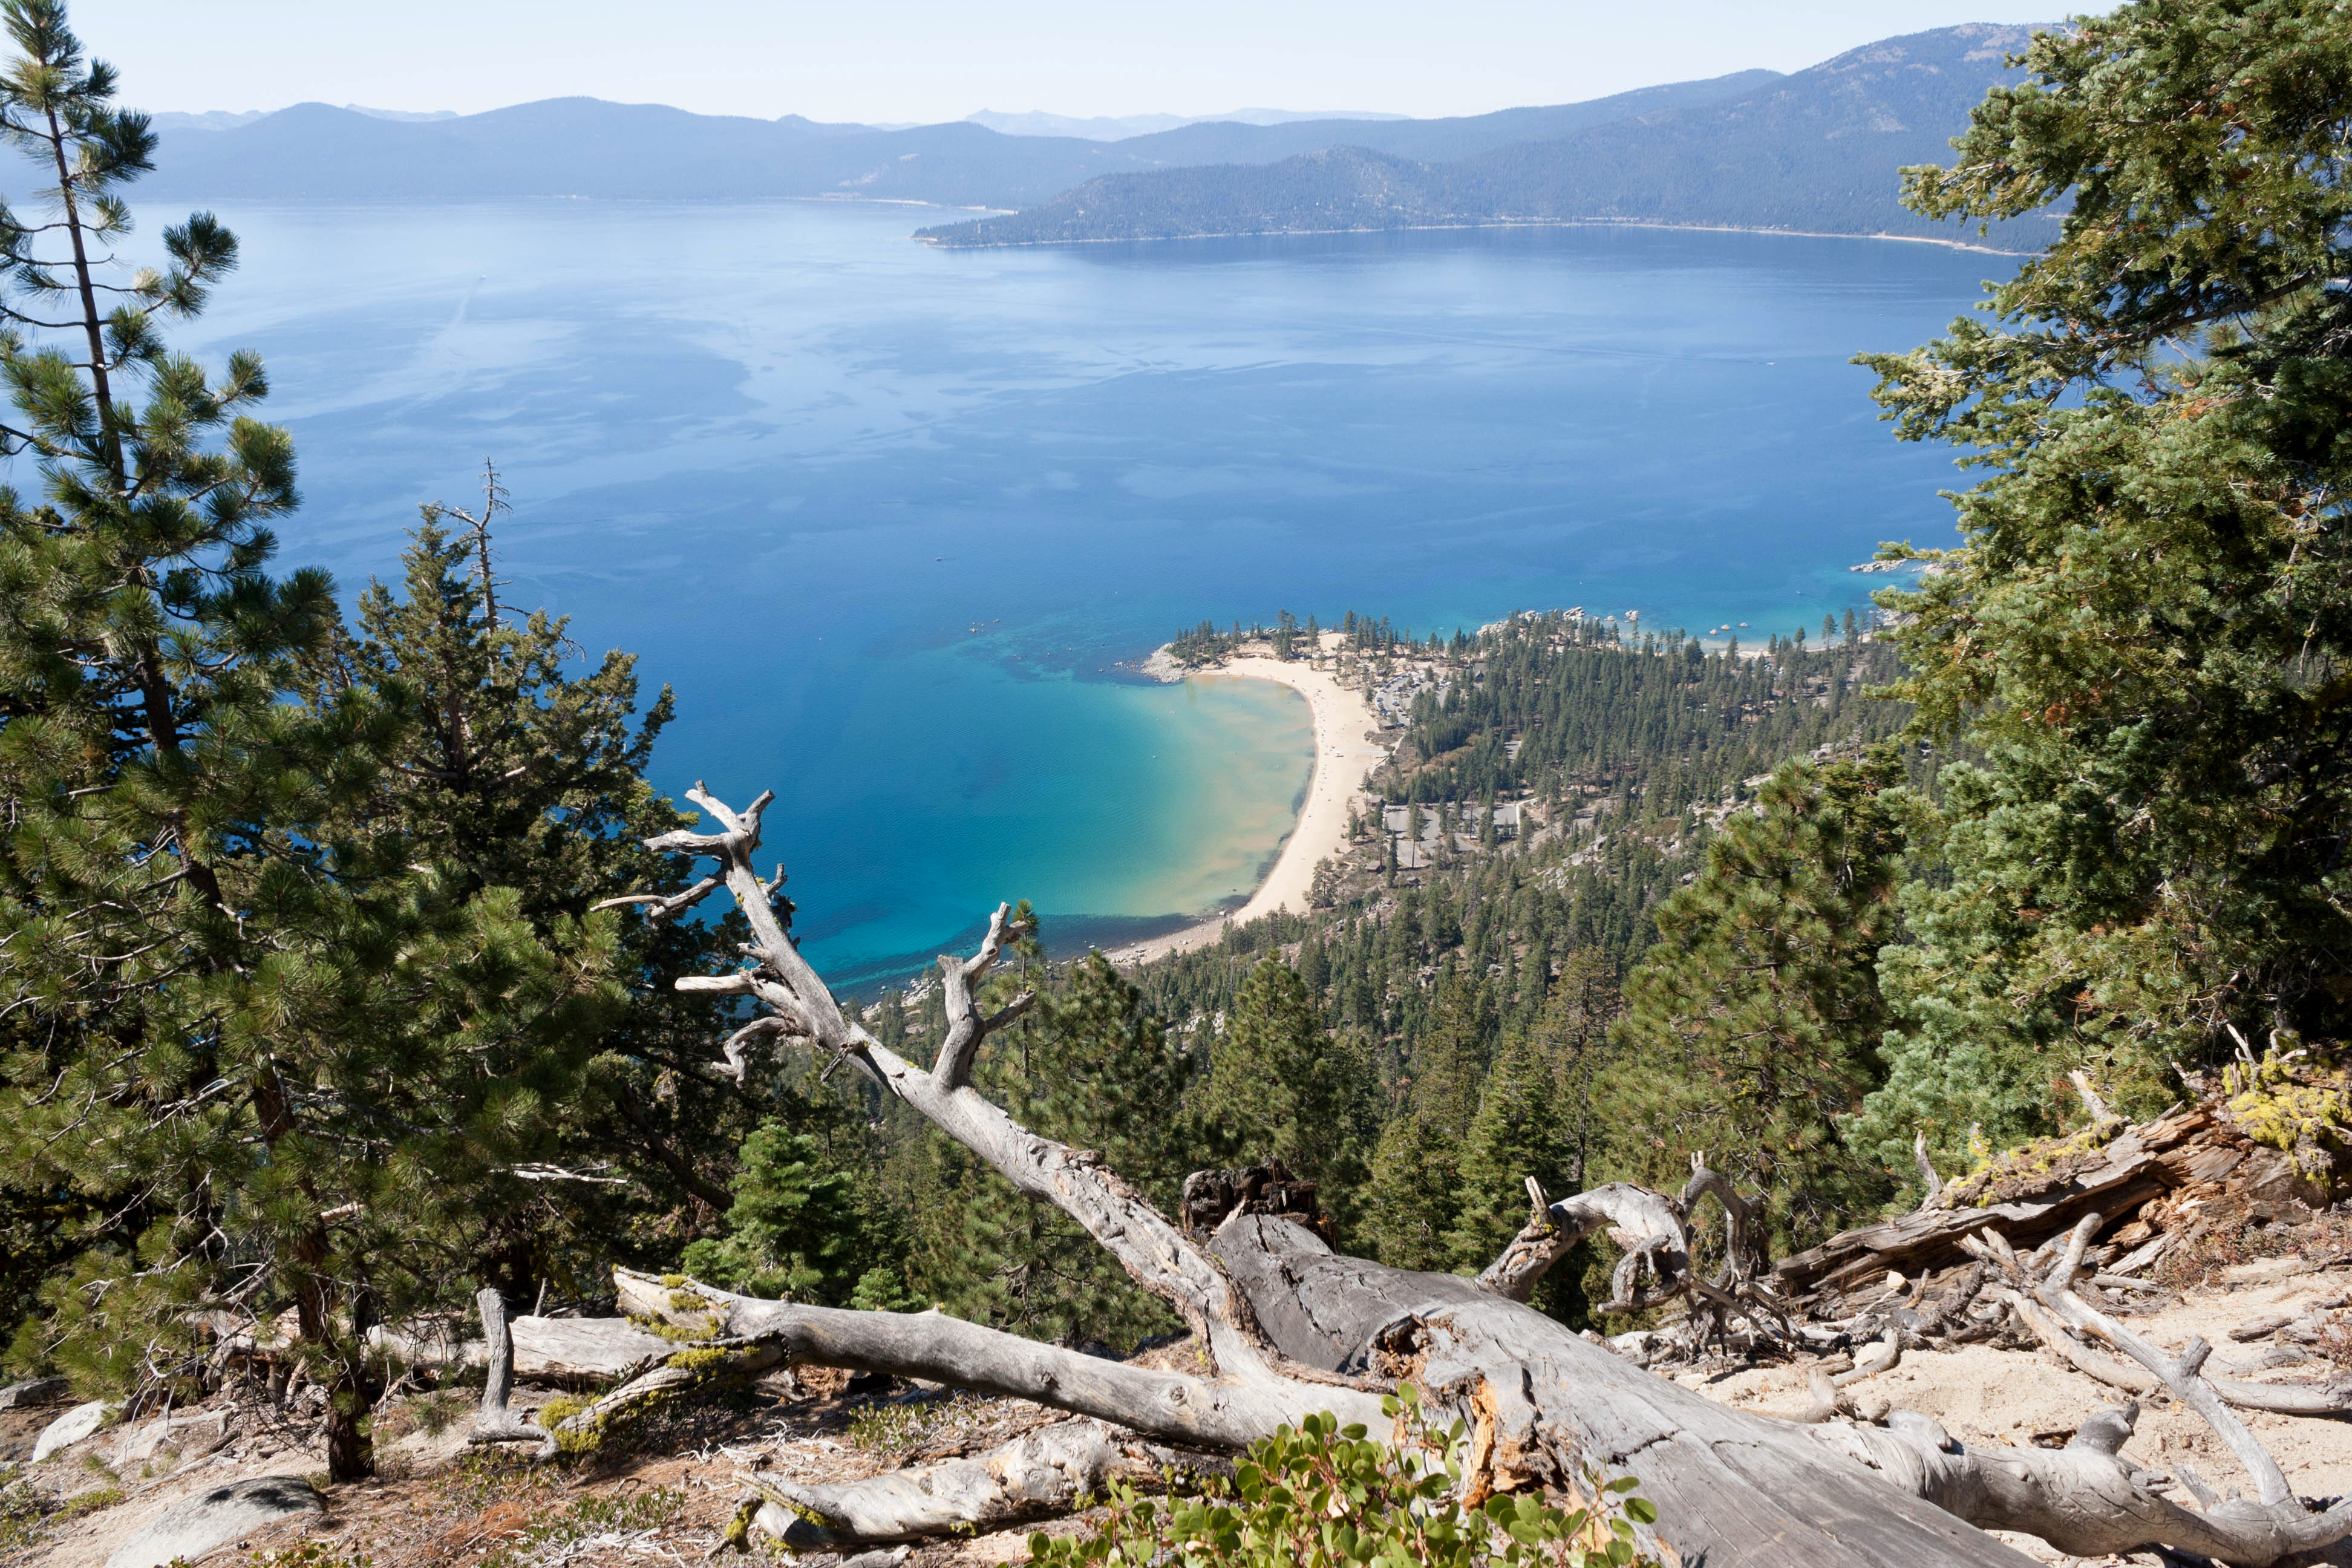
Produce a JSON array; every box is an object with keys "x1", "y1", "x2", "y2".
[{"x1": 11, "y1": 1269, "x2": 2352, "y2": 1568}]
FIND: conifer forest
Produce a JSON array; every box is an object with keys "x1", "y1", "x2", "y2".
[{"x1": 7, "y1": 1, "x2": 2352, "y2": 1564}]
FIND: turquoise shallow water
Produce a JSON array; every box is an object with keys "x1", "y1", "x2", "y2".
[{"x1": 143, "y1": 200, "x2": 1998, "y2": 982}]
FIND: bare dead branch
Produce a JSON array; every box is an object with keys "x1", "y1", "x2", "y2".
[
  {"x1": 468, "y1": 1289, "x2": 552, "y2": 1452},
  {"x1": 1475, "y1": 1177, "x2": 1691, "y2": 1308},
  {"x1": 1912, "y1": 1130, "x2": 1944, "y2": 1208},
  {"x1": 590, "y1": 875, "x2": 721, "y2": 922}
]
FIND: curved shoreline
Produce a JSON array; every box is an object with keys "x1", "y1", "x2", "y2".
[{"x1": 1109, "y1": 642, "x2": 1389, "y2": 968}]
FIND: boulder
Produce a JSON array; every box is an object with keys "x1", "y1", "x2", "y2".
[
  {"x1": 112, "y1": 1408, "x2": 230, "y2": 1466},
  {"x1": 0, "y1": 1376, "x2": 70, "y2": 1410},
  {"x1": 30, "y1": 1398, "x2": 111, "y2": 1463},
  {"x1": 103, "y1": 1476, "x2": 324, "y2": 1568}
]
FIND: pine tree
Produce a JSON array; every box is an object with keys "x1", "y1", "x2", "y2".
[
  {"x1": 1444, "y1": 1033, "x2": 1566, "y2": 1266},
  {"x1": 1610, "y1": 750, "x2": 1912, "y2": 1250},
  {"x1": 1361, "y1": 1111, "x2": 1460, "y2": 1272},
  {"x1": 916, "y1": 948, "x2": 1195, "y2": 1348},
  {"x1": 1192, "y1": 956, "x2": 1380, "y2": 1234},
  {"x1": 680, "y1": 1102, "x2": 901, "y2": 1307},
  {"x1": 1443, "y1": 949, "x2": 1621, "y2": 1280},
  {"x1": 309, "y1": 501, "x2": 770, "y2": 1295},
  {"x1": 0, "y1": 11, "x2": 629, "y2": 1478},
  {"x1": 1855, "y1": 0, "x2": 2352, "y2": 1158}
]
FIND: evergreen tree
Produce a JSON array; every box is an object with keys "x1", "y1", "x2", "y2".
[
  {"x1": 1855, "y1": 0, "x2": 2352, "y2": 1162},
  {"x1": 1361, "y1": 1111, "x2": 1460, "y2": 1272},
  {"x1": 912, "y1": 949, "x2": 1194, "y2": 1348},
  {"x1": 0, "y1": 12, "x2": 677, "y2": 1479},
  {"x1": 1444, "y1": 1034, "x2": 1565, "y2": 1264},
  {"x1": 305, "y1": 498, "x2": 757, "y2": 1296},
  {"x1": 680, "y1": 1103, "x2": 903, "y2": 1308},
  {"x1": 1610, "y1": 750, "x2": 1912, "y2": 1249},
  {"x1": 1192, "y1": 956, "x2": 1380, "y2": 1234}
]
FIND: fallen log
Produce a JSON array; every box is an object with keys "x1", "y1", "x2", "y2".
[
  {"x1": 1773, "y1": 1106, "x2": 2257, "y2": 1301},
  {"x1": 580, "y1": 784, "x2": 2352, "y2": 1566},
  {"x1": 368, "y1": 1311, "x2": 680, "y2": 1383}
]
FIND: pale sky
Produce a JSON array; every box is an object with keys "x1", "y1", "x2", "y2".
[{"x1": 70, "y1": 1, "x2": 2070, "y2": 125}]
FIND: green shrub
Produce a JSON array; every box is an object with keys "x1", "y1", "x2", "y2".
[{"x1": 1023, "y1": 1385, "x2": 1662, "y2": 1567}]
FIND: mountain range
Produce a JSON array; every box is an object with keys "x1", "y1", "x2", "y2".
[
  {"x1": 918, "y1": 25, "x2": 2053, "y2": 248},
  {"x1": 965, "y1": 107, "x2": 1408, "y2": 140},
  {"x1": 129, "y1": 67, "x2": 1789, "y2": 211},
  {"x1": 123, "y1": 24, "x2": 2057, "y2": 250}
]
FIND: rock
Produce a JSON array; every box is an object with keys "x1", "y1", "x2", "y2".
[
  {"x1": 2221, "y1": 1256, "x2": 2314, "y2": 1285},
  {"x1": 0, "y1": 1376, "x2": 70, "y2": 1410},
  {"x1": 113, "y1": 1409, "x2": 230, "y2": 1466},
  {"x1": 31, "y1": 1399, "x2": 112, "y2": 1463},
  {"x1": 104, "y1": 1476, "x2": 324, "y2": 1568}
]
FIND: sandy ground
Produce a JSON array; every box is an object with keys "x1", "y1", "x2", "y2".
[
  {"x1": 1108, "y1": 642, "x2": 1387, "y2": 967},
  {"x1": 1694, "y1": 1261, "x2": 2352, "y2": 1565},
  {"x1": 24, "y1": 1265, "x2": 2352, "y2": 1567}
]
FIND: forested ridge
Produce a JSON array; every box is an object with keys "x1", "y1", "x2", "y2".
[
  {"x1": 916, "y1": 24, "x2": 2062, "y2": 250},
  {"x1": 7, "y1": 1, "x2": 2352, "y2": 1562}
]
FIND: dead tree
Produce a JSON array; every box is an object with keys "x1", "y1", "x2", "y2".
[{"x1": 573, "y1": 785, "x2": 2352, "y2": 1567}]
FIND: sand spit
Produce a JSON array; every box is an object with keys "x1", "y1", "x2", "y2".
[{"x1": 1111, "y1": 637, "x2": 1389, "y2": 967}]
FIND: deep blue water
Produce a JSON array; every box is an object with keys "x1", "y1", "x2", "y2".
[{"x1": 151, "y1": 201, "x2": 1999, "y2": 982}]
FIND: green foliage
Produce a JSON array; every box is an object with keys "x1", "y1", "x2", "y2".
[
  {"x1": 0, "y1": 4, "x2": 632, "y2": 1484},
  {"x1": 1445, "y1": 954, "x2": 1621, "y2": 1290},
  {"x1": 253, "y1": 1543, "x2": 375, "y2": 1568},
  {"x1": 1361, "y1": 1112, "x2": 1462, "y2": 1273},
  {"x1": 0, "y1": 3, "x2": 738, "y2": 1483},
  {"x1": 1022, "y1": 1386, "x2": 1663, "y2": 1568},
  {"x1": 681, "y1": 1116, "x2": 897, "y2": 1305},
  {"x1": 896, "y1": 947, "x2": 1195, "y2": 1347},
  {"x1": 847, "y1": 1396, "x2": 946, "y2": 1454},
  {"x1": 1612, "y1": 750, "x2": 1913, "y2": 1248},
  {"x1": 1192, "y1": 957, "x2": 1382, "y2": 1236},
  {"x1": 477, "y1": 1486, "x2": 687, "y2": 1568},
  {"x1": 1856, "y1": 0, "x2": 2352, "y2": 1171},
  {"x1": 1168, "y1": 619, "x2": 1247, "y2": 667}
]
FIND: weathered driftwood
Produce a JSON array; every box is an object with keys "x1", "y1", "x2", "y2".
[
  {"x1": 618, "y1": 788, "x2": 2040, "y2": 1564},
  {"x1": 1817, "y1": 1215, "x2": 2352, "y2": 1566},
  {"x1": 589, "y1": 786, "x2": 2352, "y2": 1566},
  {"x1": 725, "y1": 1417, "x2": 1222, "y2": 1551},
  {"x1": 1776, "y1": 1100, "x2": 2335, "y2": 1308},
  {"x1": 1775, "y1": 1106, "x2": 2259, "y2": 1300}
]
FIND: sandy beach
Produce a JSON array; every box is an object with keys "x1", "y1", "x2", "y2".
[{"x1": 1109, "y1": 638, "x2": 1388, "y2": 967}]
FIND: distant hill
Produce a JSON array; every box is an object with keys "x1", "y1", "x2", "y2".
[
  {"x1": 133, "y1": 99, "x2": 1160, "y2": 207},
  {"x1": 967, "y1": 107, "x2": 1410, "y2": 141},
  {"x1": 1094, "y1": 70, "x2": 1783, "y2": 168},
  {"x1": 916, "y1": 25, "x2": 2058, "y2": 249},
  {"x1": 122, "y1": 69, "x2": 1789, "y2": 211}
]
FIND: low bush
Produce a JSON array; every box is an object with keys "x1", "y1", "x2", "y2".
[{"x1": 1024, "y1": 1384, "x2": 1662, "y2": 1567}]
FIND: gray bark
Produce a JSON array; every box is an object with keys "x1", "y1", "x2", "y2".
[
  {"x1": 468, "y1": 1288, "x2": 553, "y2": 1451},
  {"x1": 733, "y1": 1418, "x2": 1220, "y2": 1550},
  {"x1": 604, "y1": 788, "x2": 2352, "y2": 1567}
]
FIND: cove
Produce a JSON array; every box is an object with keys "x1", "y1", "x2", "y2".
[{"x1": 154, "y1": 199, "x2": 1998, "y2": 982}]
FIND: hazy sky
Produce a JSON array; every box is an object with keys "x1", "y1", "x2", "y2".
[{"x1": 71, "y1": 1, "x2": 2070, "y2": 125}]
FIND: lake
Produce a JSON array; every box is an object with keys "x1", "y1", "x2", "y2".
[{"x1": 159, "y1": 200, "x2": 2001, "y2": 984}]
